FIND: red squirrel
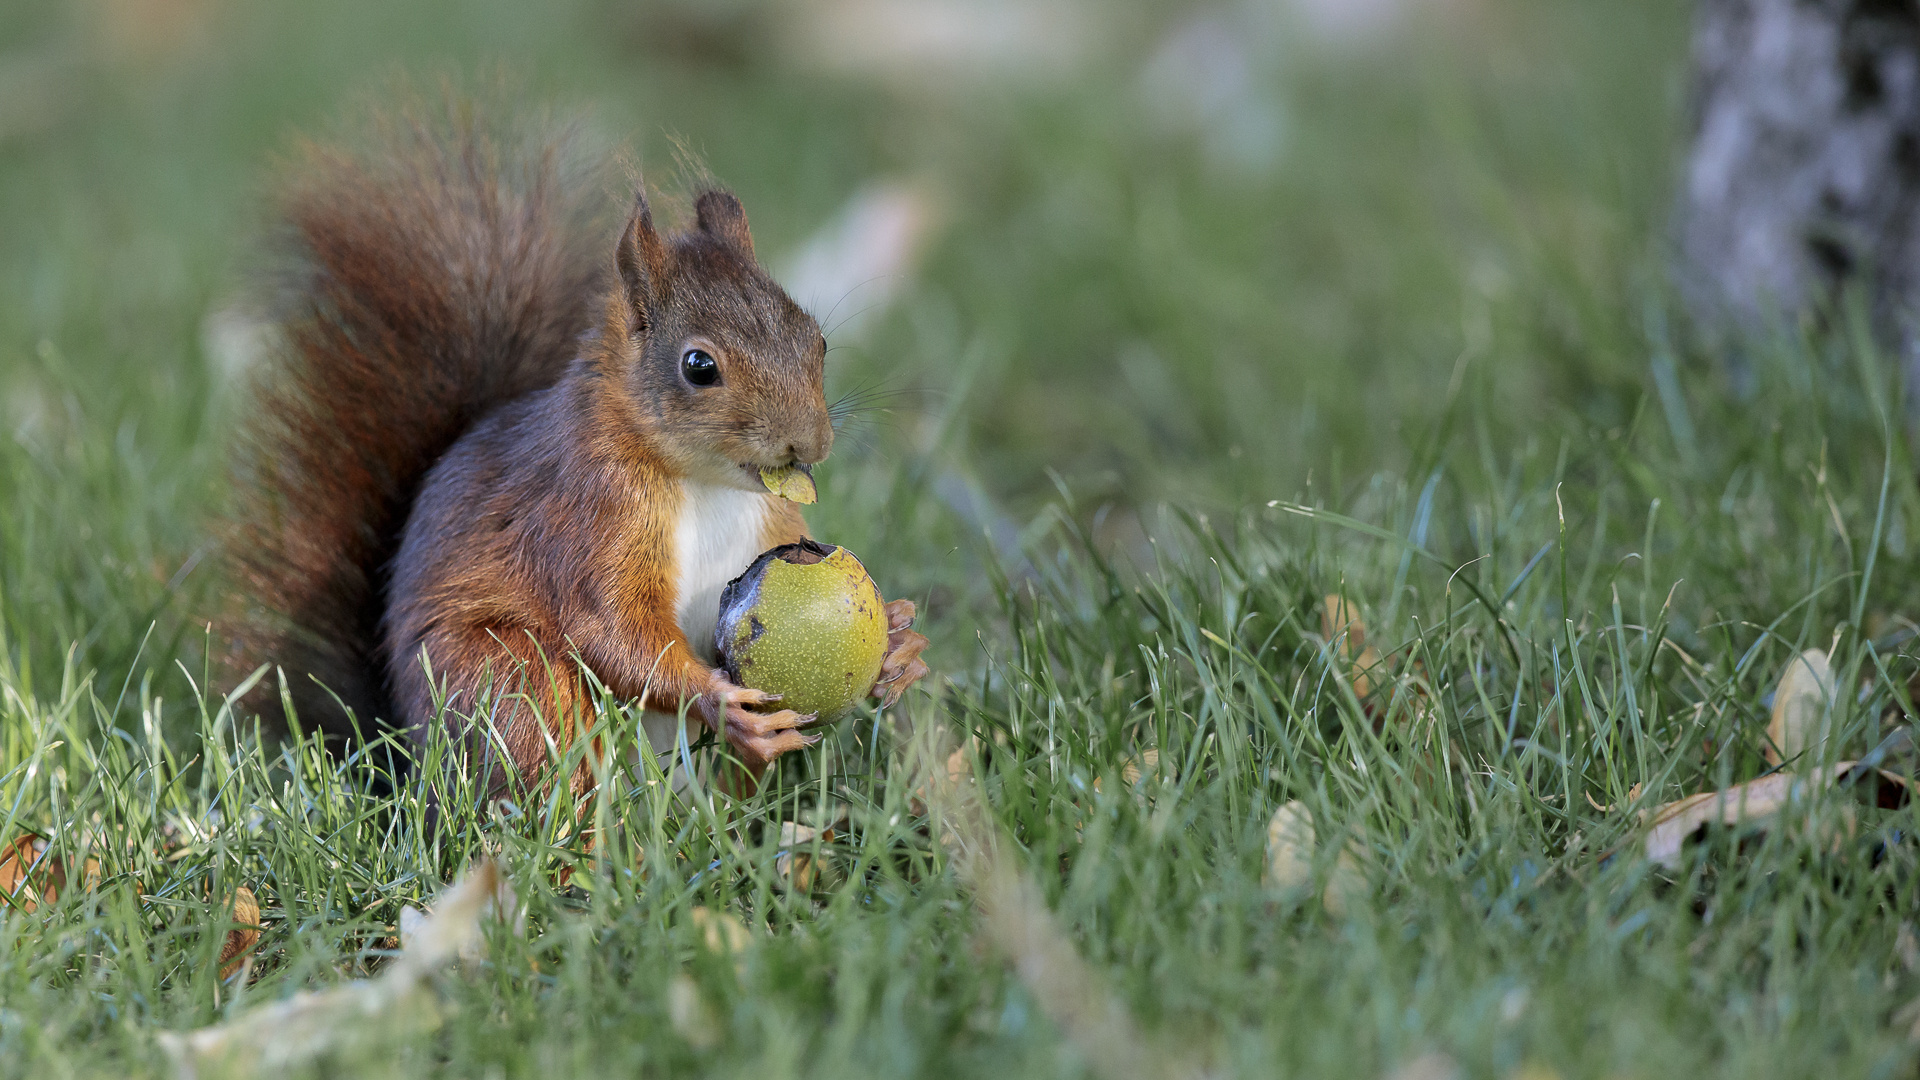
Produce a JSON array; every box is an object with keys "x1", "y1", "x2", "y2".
[{"x1": 222, "y1": 102, "x2": 929, "y2": 788}]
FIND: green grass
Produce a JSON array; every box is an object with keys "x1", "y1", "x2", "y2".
[{"x1": 9, "y1": 0, "x2": 1920, "y2": 1076}]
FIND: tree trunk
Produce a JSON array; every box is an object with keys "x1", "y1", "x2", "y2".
[{"x1": 1679, "y1": 0, "x2": 1920, "y2": 394}]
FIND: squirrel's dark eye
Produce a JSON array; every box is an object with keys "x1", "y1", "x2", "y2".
[{"x1": 681, "y1": 349, "x2": 719, "y2": 387}]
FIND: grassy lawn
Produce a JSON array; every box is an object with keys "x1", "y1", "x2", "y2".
[{"x1": 7, "y1": 0, "x2": 1920, "y2": 1076}]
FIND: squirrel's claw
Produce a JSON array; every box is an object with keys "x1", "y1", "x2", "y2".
[
  {"x1": 705, "y1": 670, "x2": 815, "y2": 770},
  {"x1": 876, "y1": 653, "x2": 929, "y2": 707},
  {"x1": 884, "y1": 598, "x2": 917, "y2": 634},
  {"x1": 872, "y1": 599, "x2": 930, "y2": 706},
  {"x1": 724, "y1": 704, "x2": 818, "y2": 769},
  {"x1": 716, "y1": 680, "x2": 780, "y2": 708}
]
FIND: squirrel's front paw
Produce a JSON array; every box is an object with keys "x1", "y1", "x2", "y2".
[
  {"x1": 871, "y1": 599, "x2": 930, "y2": 706},
  {"x1": 707, "y1": 672, "x2": 818, "y2": 770}
]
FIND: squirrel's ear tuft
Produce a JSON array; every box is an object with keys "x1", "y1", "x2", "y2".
[
  {"x1": 616, "y1": 190, "x2": 668, "y2": 331},
  {"x1": 695, "y1": 190, "x2": 755, "y2": 259}
]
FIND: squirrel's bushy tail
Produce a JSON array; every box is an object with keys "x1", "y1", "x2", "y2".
[{"x1": 224, "y1": 98, "x2": 607, "y2": 742}]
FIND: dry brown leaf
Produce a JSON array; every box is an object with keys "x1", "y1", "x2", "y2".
[
  {"x1": 1322, "y1": 841, "x2": 1369, "y2": 918},
  {"x1": 1263, "y1": 801, "x2": 1315, "y2": 893},
  {"x1": 1093, "y1": 747, "x2": 1160, "y2": 796},
  {"x1": 1641, "y1": 761, "x2": 1912, "y2": 867},
  {"x1": 913, "y1": 720, "x2": 1208, "y2": 1080},
  {"x1": 1258, "y1": 800, "x2": 1369, "y2": 914},
  {"x1": 911, "y1": 735, "x2": 980, "y2": 815},
  {"x1": 0, "y1": 833, "x2": 99, "y2": 913},
  {"x1": 396, "y1": 904, "x2": 427, "y2": 952},
  {"x1": 667, "y1": 973, "x2": 720, "y2": 1050},
  {"x1": 1352, "y1": 648, "x2": 1384, "y2": 700},
  {"x1": 1321, "y1": 594, "x2": 1365, "y2": 654},
  {"x1": 0, "y1": 834, "x2": 52, "y2": 912},
  {"x1": 1631, "y1": 726, "x2": 1918, "y2": 867},
  {"x1": 1766, "y1": 648, "x2": 1833, "y2": 766},
  {"x1": 1584, "y1": 782, "x2": 1643, "y2": 814},
  {"x1": 947, "y1": 740, "x2": 975, "y2": 784},
  {"x1": 218, "y1": 887, "x2": 260, "y2": 980},
  {"x1": 690, "y1": 906, "x2": 751, "y2": 955},
  {"x1": 1644, "y1": 773, "x2": 1814, "y2": 867},
  {"x1": 161, "y1": 859, "x2": 515, "y2": 1077},
  {"x1": 773, "y1": 822, "x2": 836, "y2": 893},
  {"x1": 1322, "y1": 594, "x2": 1384, "y2": 698}
]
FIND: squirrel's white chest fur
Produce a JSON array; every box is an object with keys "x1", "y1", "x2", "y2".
[{"x1": 671, "y1": 480, "x2": 773, "y2": 665}]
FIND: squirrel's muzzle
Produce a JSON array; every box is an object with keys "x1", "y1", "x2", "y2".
[{"x1": 785, "y1": 410, "x2": 834, "y2": 466}]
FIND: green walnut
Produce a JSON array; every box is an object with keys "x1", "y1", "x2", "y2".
[{"x1": 715, "y1": 540, "x2": 888, "y2": 721}]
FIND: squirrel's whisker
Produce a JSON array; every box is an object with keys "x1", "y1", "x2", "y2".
[{"x1": 816, "y1": 273, "x2": 897, "y2": 338}]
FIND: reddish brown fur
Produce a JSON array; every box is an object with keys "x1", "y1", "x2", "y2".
[
  {"x1": 224, "y1": 98, "x2": 926, "y2": 801},
  {"x1": 224, "y1": 100, "x2": 605, "y2": 736},
  {"x1": 380, "y1": 186, "x2": 833, "y2": 789}
]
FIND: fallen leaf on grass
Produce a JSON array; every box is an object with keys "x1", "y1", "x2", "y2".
[
  {"x1": 1643, "y1": 759, "x2": 1911, "y2": 868},
  {"x1": 0, "y1": 833, "x2": 100, "y2": 913},
  {"x1": 774, "y1": 822, "x2": 836, "y2": 893},
  {"x1": 1322, "y1": 837, "x2": 1369, "y2": 918},
  {"x1": 1092, "y1": 747, "x2": 1160, "y2": 796},
  {"x1": 668, "y1": 973, "x2": 721, "y2": 1050},
  {"x1": 690, "y1": 905, "x2": 751, "y2": 955},
  {"x1": 1320, "y1": 595, "x2": 1434, "y2": 726},
  {"x1": 913, "y1": 722, "x2": 1208, "y2": 1080},
  {"x1": 911, "y1": 734, "x2": 980, "y2": 816},
  {"x1": 1261, "y1": 801, "x2": 1369, "y2": 915},
  {"x1": 217, "y1": 887, "x2": 259, "y2": 980},
  {"x1": 689, "y1": 905, "x2": 751, "y2": 982},
  {"x1": 1584, "y1": 783, "x2": 1642, "y2": 814},
  {"x1": 948, "y1": 740, "x2": 975, "y2": 784},
  {"x1": 1263, "y1": 801, "x2": 1315, "y2": 893},
  {"x1": 1765, "y1": 648, "x2": 1833, "y2": 766},
  {"x1": 1322, "y1": 594, "x2": 1383, "y2": 699},
  {"x1": 397, "y1": 903, "x2": 427, "y2": 951},
  {"x1": 1645, "y1": 769, "x2": 1832, "y2": 868},
  {"x1": 160, "y1": 859, "x2": 517, "y2": 1079},
  {"x1": 5, "y1": 833, "x2": 259, "y2": 977}
]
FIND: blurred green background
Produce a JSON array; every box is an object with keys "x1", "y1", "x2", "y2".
[{"x1": 0, "y1": 0, "x2": 1686, "y2": 690}]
